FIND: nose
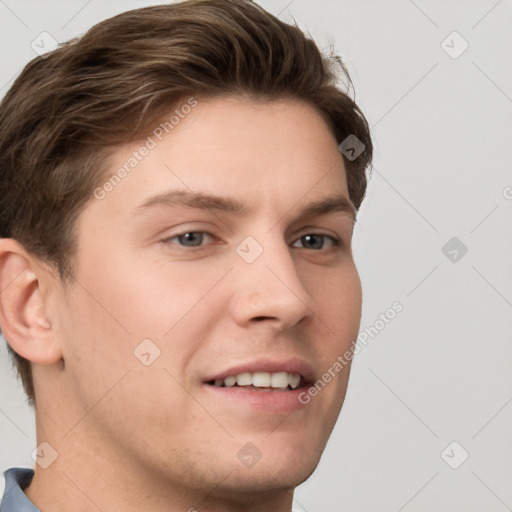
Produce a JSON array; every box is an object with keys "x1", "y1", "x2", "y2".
[{"x1": 228, "y1": 234, "x2": 314, "y2": 332}]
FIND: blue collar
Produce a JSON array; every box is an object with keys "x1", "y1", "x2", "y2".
[{"x1": 1, "y1": 468, "x2": 39, "y2": 512}]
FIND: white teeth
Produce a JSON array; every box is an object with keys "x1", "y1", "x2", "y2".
[
  {"x1": 271, "y1": 372, "x2": 289, "y2": 388},
  {"x1": 214, "y1": 371, "x2": 302, "y2": 389},
  {"x1": 252, "y1": 372, "x2": 270, "y2": 387},
  {"x1": 290, "y1": 374, "x2": 301, "y2": 389},
  {"x1": 224, "y1": 376, "x2": 236, "y2": 387},
  {"x1": 236, "y1": 372, "x2": 252, "y2": 386}
]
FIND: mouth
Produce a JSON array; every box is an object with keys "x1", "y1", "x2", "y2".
[
  {"x1": 202, "y1": 359, "x2": 314, "y2": 413},
  {"x1": 206, "y1": 371, "x2": 307, "y2": 391}
]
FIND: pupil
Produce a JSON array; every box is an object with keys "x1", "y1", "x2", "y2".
[
  {"x1": 303, "y1": 234, "x2": 323, "y2": 249},
  {"x1": 180, "y1": 232, "x2": 202, "y2": 246}
]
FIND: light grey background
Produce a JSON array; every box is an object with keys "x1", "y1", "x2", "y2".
[{"x1": 1, "y1": 1, "x2": 511, "y2": 510}]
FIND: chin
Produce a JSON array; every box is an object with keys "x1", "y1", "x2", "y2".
[
  {"x1": 218, "y1": 456, "x2": 320, "y2": 496},
  {"x1": 218, "y1": 435, "x2": 325, "y2": 494}
]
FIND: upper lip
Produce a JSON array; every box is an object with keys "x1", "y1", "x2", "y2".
[{"x1": 203, "y1": 357, "x2": 315, "y2": 384}]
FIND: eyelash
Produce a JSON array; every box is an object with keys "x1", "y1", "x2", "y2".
[{"x1": 160, "y1": 231, "x2": 340, "y2": 251}]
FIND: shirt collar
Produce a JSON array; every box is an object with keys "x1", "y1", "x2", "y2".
[{"x1": 1, "y1": 468, "x2": 39, "y2": 512}]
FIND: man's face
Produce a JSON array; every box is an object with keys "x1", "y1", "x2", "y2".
[{"x1": 48, "y1": 97, "x2": 362, "y2": 496}]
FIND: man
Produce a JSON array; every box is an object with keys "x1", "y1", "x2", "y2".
[{"x1": 0, "y1": 0, "x2": 372, "y2": 510}]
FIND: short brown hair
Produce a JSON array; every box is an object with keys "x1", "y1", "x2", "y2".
[{"x1": 0, "y1": 0, "x2": 372, "y2": 406}]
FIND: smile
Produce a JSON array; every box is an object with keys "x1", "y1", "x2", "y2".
[{"x1": 207, "y1": 371, "x2": 303, "y2": 390}]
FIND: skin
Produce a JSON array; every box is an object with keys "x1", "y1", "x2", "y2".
[{"x1": 0, "y1": 96, "x2": 362, "y2": 512}]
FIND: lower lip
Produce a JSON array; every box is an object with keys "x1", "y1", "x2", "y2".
[{"x1": 203, "y1": 384, "x2": 311, "y2": 414}]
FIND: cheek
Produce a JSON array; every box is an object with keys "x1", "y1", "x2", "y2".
[
  {"x1": 76, "y1": 245, "x2": 226, "y2": 339},
  {"x1": 59, "y1": 253, "x2": 227, "y2": 394},
  {"x1": 305, "y1": 264, "x2": 361, "y2": 408},
  {"x1": 56, "y1": 282, "x2": 134, "y2": 412},
  {"x1": 309, "y1": 263, "x2": 362, "y2": 345},
  {"x1": 55, "y1": 269, "x2": 210, "y2": 435}
]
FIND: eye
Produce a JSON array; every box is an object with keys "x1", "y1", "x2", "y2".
[
  {"x1": 161, "y1": 231, "x2": 214, "y2": 247},
  {"x1": 291, "y1": 233, "x2": 339, "y2": 250}
]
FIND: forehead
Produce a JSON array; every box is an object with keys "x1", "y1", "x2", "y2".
[{"x1": 88, "y1": 96, "x2": 351, "y2": 222}]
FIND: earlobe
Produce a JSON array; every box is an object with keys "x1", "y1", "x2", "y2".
[{"x1": 0, "y1": 238, "x2": 62, "y2": 365}]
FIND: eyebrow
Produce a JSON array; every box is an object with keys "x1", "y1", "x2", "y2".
[{"x1": 131, "y1": 190, "x2": 356, "y2": 222}]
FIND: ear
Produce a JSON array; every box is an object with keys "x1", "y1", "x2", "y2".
[{"x1": 0, "y1": 238, "x2": 62, "y2": 364}]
